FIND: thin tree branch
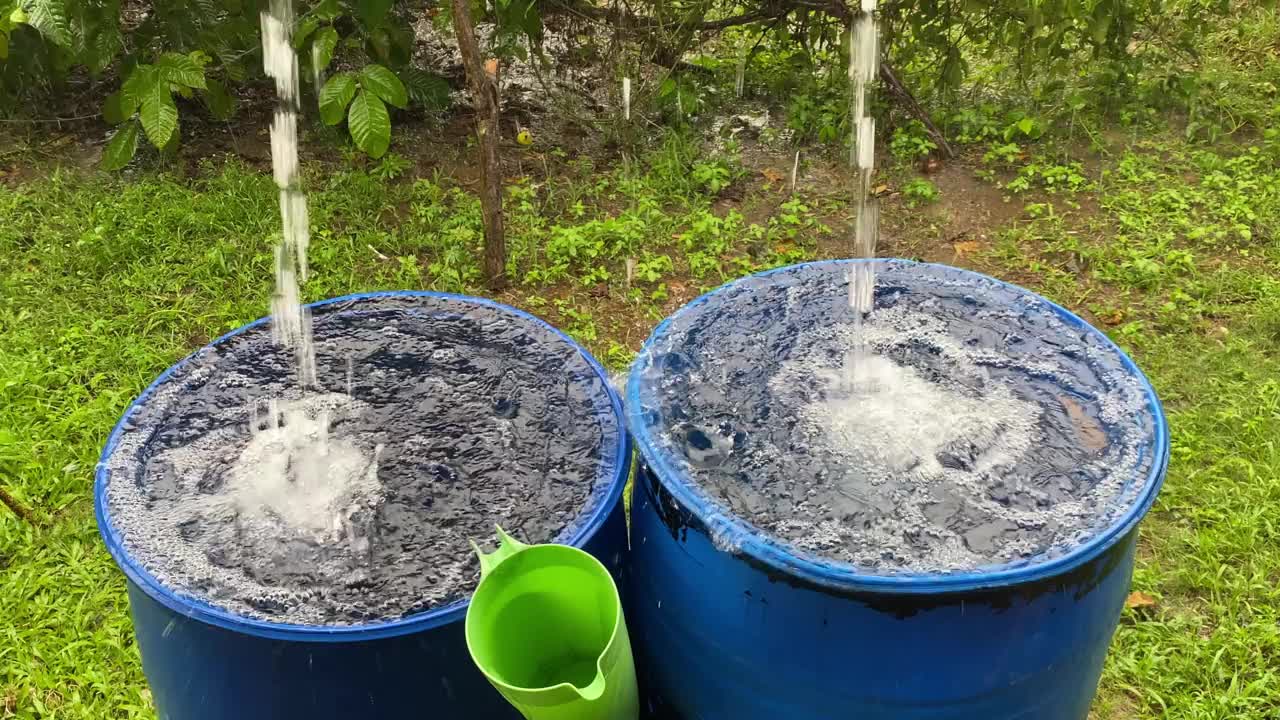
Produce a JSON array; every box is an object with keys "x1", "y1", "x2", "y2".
[
  {"x1": 0, "y1": 482, "x2": 39, "y2": 526},
  {"x1": 879, "y1": 62, "x2": 956, "y2": 159}
]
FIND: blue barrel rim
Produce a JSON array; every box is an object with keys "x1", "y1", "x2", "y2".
[
  {"x1": 95, "y1": 290, "x2": 632, "y2": 642},
  {"x1": 626, "y1": 258, "x2": 1169, "y2": 595}
]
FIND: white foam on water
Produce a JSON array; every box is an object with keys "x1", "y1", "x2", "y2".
[
  {"x1": 657, "y1": 296, "x2": 1156, "y2": 574},
  {"x1": 105, "y1": 390, "x2": 389, "y2": 621},
  {"x1": 799, "y1": 353, "x2": 1037, "y2": 481},
  {"x1": 230, "y1": 397, "x2": 383, "y2": 538}
]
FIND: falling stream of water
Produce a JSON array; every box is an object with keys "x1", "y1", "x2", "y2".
[
  {"x1": 847, "y1": 0, "x2": 879, "y2": 326},
  {"x1": 837, "y1": 0, "x2": 880, "y2": 394},
  {"x1": 261, "y1": 0, "x2": 315, "y2": 387},
  {"x1": 247, "y1": 0, "x2": 382, "y2": 539}
]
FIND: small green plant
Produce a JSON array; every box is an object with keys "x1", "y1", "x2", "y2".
[
  {"x1": 786, "y1": 90, "x2": 845, "y2": 144},
  {"x1": 655, "y1": 75, "x2": 705, "y2": 121},
  {"x1": 983, "y1": 142, "x2": 1023, "y2": 166},
  {"x1": 372, "y1": 153, "x2": 413, "y2": 180},
  {"x1": 901, "y1": 178, "x2": 941, "y2": 207},
  {"x1": 604, "y1": 342, "x2": 635, "y2": 369},
  {"x1": 691, "y1": 159, "x2": 733, "y2": 195},
  {"x1": 1008, "y1": 162, "x2": 1089, "y2": 194},
  {"x1": 554, "y1": 300, "x2": 598, "y2": 343},
  {"x1": 946, "y1": 104, "x2": 1002, "y2": 144},
  {"x1": 890, "y1": 121, "x2": 938, "y2": 163},
  {"x1": 1001, "y1": 111, "x2": 1044, "y2": 142},
  {"x1": 633, "y1": 253, "x2": 673, "y2": 283}
]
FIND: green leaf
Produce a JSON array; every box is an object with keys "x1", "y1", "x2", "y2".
[
  {"x1": 22, "y1": 0, "x2": 71, "y2": 47},
  {"x1": 314, "y1": 0, "x2": 341, "y2": 21},
  {"x1": 1017, "y1": 118, "x2": 1035, "y2": 136},
  {"x1": 87, "y1": 26, "x2": 124, "y2": 73},
  {"x1": 0, "y1": 32, "x2": 8, "y2": 60},
  {"x1": 119, "y1": 65, "x2": 156, "y2": 117},
  {"x1": 159, "y1": 122, "x2": 180, "y2": 156},
  {"x1": 941, "y1": 46, "x2": 965, "y2": 89},
  {"x1": 100, "y1": 120, "x2": 139, "y2": 171},
  {"x1": 224, "y1": 59, "x2": 247, "y2": 83},
  {"x1": 294, "y1": 16, "x2": 319, "y2": 49},
  {"x1": 356, "y1": 0, "x2": 394, "y2": 27},
  {"x1": 366, "y1": 27, "x2": 391, "y2": 62},
  {"x1": 384, "y1": 21, "x2": 415, "y2": 66},
  {"x1": 348, "y1": 90, "x2": 391, "y2": 158},
  {"x1": 311, "y1": 26, "x2": 339, "y2": 73},
  {"x1": 202, "y1": 79, "x2": 236, "y2": 121},
  {"x1": 102, "y1": 91, "x2": 127, "y2": 124},
  {"x1": 402, "y1": 68, "x2": 452, "y2": 111},
  {"x1": 139, "y1": 82, "x2": 178, "y2": 148},
  {"x1": 319, "y1": 72, "x2": 357, "y2": 125},
  {"x1": 157, "y1": 52, "x2": 206, "y2": 89},
  {"x1": 192, "y1": 0, "x2": 219, "y2": 21},
  {"x1": 1090, "y1": 10, "x2": 1112, "y2": 44},
  {"x1": 360, "y1": 64, "x2": 407, "y2": 109}
]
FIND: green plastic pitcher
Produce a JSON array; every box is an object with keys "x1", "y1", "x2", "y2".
[{"x1": 465, "y1": 528, "x2": 639, "y2": 720}]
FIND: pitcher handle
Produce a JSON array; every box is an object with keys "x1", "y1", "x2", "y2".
[{"x1": 471, "y1": 525, "x2": 530, "y2": 579}]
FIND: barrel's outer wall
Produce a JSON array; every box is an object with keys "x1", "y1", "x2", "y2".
[
  {"x1": 130, "y1": 492, "x2": 628, "y2": 720},
  {"x1": 629, "y1": 465, "x2": 1134, "y2": 720}
]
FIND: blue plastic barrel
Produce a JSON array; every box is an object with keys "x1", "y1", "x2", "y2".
[
  {"x1": 625, "y1": 260, "x2": 1168, "y2": 720},
  {"x1": 95, "y1": 291, "x2": 631, "y2": 720}
]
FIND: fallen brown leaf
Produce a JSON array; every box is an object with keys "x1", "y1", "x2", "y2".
[
  {"x1": 1125, "y1": 591, "x2": 1158, "y2": 611},
  {"x1": 872, "y1": 183, "x2": 890, "y2": 196},
  {"x1": 1059, "y1": 395, "x2": 1107, "y2": 452}
]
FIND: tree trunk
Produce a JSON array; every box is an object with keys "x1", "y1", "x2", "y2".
[{"x1": 450, "y1": 0, "x2": 508, "y2": 290}]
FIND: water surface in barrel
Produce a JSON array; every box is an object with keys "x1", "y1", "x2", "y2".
[
  {"x1": 104, "y1": 296, "x2": 617, "y2": 625},
  {"x1": 632, "y1": 262, "x2": 1158, "y2": 574}
]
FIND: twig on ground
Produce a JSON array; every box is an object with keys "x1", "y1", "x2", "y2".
[{"x1": 0, "y1": 482, "x2": 39, "y2": 526}]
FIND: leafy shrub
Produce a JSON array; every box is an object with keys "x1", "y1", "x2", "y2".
[
  {"x1": 890, "y1": 121, "x2": 937, "y2": 163},
  {"x1": 319, "y1": 64, "x2": 407, "y2": 158},
  {"x1": 4, "y1": 0, "x2": 451, "y2": 167}
]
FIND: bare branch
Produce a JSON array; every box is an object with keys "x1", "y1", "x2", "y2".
[{"x1": 0, "y1": 482, "x2": 39, "y2": 526}]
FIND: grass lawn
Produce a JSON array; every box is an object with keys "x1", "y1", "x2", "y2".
[{"x1": 3, "y1": 8, "x2": 1280, "y2": 719}]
